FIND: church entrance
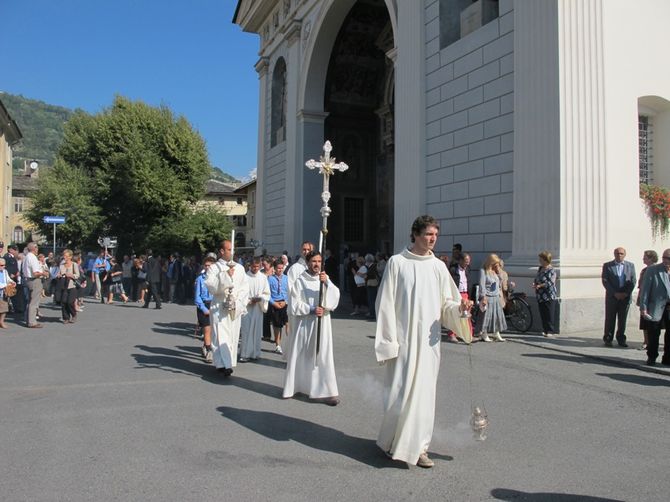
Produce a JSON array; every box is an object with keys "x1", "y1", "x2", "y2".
[{"x1": 322, "y1": 0, "x2": 394, "y2": 257}]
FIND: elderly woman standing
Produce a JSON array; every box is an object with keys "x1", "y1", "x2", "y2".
[
  {"x1": 636, "y1": 249, "x2": 658, "y2": 350},
  {"x1": 533, "y1": 251, "x2": 558, "y2": 337},
  {"x1": 475, "y1": 254, "x2": 507, "y2": 342},
  {"x1": 58, "y1": 249, "x2": 81, "y2": 324},
  {"x1": 0, "y1": 257, "x2": 16, "y2": 328}
]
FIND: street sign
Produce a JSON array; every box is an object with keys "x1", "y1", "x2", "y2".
[{"x1": 43, "y1": 216, "x2": 66, "y2": 224}]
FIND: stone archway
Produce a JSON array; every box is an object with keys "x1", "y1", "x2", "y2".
[{"x1": 300, "y1": 0, "x2": 395, "y2": 257}]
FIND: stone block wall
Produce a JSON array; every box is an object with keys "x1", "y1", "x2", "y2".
[{"x1": 424, "y1": 0, "x2": 514, "y2": 266}]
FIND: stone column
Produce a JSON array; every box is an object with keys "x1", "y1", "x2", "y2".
[
  {"x1": 507, "y1": 0, "x2": 609, "y2": 332},
  {"x1": 393, "y1": 2, "x2": 425, "y2": 251},
  {"x1": 283, "y1": 20, "x2": 303, "y2": 254},
  {"x1": 254, "y1": 57, "x2": 269, "y2": 255}
]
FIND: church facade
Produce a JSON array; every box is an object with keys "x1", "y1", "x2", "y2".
[{"x1": 234, "y1": 0, "x2": 670, "y2": 332}]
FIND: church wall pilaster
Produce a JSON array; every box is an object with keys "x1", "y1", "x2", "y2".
[
  {"x1": 394, "y1": 1, "x2": 426, "y2": 252},
  {"x1": 284, "y1": 23, "x2": 302, "y2": 254},
  {"x1": 254, "y1": 57, "x2": 269, "y2": 255},
  {"x1": 507, "y1": 0, "x2": 561, "y2": 271}
]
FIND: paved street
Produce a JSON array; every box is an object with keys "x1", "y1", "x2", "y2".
[{"x1": 1, "y1": 298, "x2": 669, "y2": 501}]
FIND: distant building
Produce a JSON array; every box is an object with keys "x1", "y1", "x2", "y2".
[
  {"x1": 0, "y1": 98, "x2": 22, "y2": 244},
  {"x1": 10, "y1": 161, "x2": 42, "y2": 244},
  {"x1": 234, "y1": 178, "x2": 257, "y2": 251},
  {"x1": 198, "y1": 179, "x2": 249, "y2": 247}
]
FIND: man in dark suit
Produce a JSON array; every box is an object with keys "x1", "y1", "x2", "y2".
[
  {"x1": 638, "y1": 248, "x2": 670, "y2": 366},
  {"x1": 142, "y1": 249, "x2": 162, "y2": 309},
  {"x1": 601, "y1": 247, "x2": 636, "y2": 347}
]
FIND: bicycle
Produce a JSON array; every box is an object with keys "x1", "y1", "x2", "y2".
[{"x1": 503, "y1": 290, "x2": 533, "y2": 332}]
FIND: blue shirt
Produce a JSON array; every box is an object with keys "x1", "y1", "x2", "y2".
[
  {"x1": 94, "y1": 257, "x2": 110, "y2": 274},
  {"x1": 194, "y1": 272, "x2": 213, "y2": 313},
  {"x1": 268, "y1": 274, "x2": 288, "y2": 303}
]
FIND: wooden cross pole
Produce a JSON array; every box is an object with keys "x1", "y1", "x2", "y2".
[{"x1": 305, "y1": 140, "x2": 348, "y2": 358}]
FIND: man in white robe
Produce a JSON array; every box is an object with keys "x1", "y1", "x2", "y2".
[
  {"x1": 283, "y1": 251, "x2": 340, "y2": 405},
  {"x1": 375, "y1": 215, "x2": 471, "y2": 468},
  {"x1": 205, "y1": 239, "x2": 249, "y2": 376},
  {"x1": 239, "y1": 257, "x2": 270, "y2": 361}
]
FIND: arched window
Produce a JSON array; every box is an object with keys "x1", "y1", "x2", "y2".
[
  {"x1": 638, "y1": 96, "x2": 670, "y2": 187},
  {"x1": 271, "y1": 57, "x2": 287, "y2": 147},
  {"x1": 13, "y1": 226, "x2": 24, "y2": 243}
]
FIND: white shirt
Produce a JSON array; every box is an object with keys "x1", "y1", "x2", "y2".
[
  {"x1": 458, "y1": 266, "x2": 468, "y2": 293},
  {"x1": 22, "y1": 252, "x2": 42, "y2": 279}
]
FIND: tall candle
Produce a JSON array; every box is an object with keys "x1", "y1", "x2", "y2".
[
  {"x1": 318, "y1": 231, "x2": 323, "y2": 254},
  {"x1": 230, "y1": 229, "x2": 235, "y2": 261}
]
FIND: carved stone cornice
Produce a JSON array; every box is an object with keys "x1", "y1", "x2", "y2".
[
  {"x1": 297, "y1": 109, "x2": 329, "y2": 124},
  {"x1": 255, "y1": 57, "x2": 270, "y2": 77},
  {"x1": 284, "y1": 20, "x2": 302, "y2": 45}
]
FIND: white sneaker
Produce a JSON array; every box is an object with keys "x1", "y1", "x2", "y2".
[
  {"x1": 543, "y1": 333, "x2": 554, "y2": 338},
  {"x1": 479, "y1": 334, "x2": 492, "y2": 342},
  {"x1": 205, "y1": 349, "x2": 213, "y2": 363},
  {"x1": 201, "y1": 345, "x2": 208, "y2": 358},
  {"x1": 275, "y1": 345, "x2": 283, "y2": 355}
]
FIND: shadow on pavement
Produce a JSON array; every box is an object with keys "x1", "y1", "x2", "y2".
[
  {"x1": 152, "y1": 321, "x2": 195, "y2": 337},
  {"x1": 248, "y1": 357, "x2": 286, "y2": 369},
  {"x1": 217, "y1": 405, "x2": 408, "y2": 469},
  {"x1": 510, "y1": 333, "x2": 641, "y2": 350},
  {"x1": 491, "y1": 488, "x2": 624, "y2": 501},
  {"x1": 131, "y1": 345, "x2": 285, "y2": 399},
  {"x1": 595, "y1": 372, "x2": 670, "y2": 387},
  {"x1": 521, "y1": 352, "x2": 645, "y2": 370}
]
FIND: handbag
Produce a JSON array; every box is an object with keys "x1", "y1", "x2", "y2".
[
  {"x1": 137, "y1": 270, "x2": 147, "y2": 280},
  {"x1": 4, "y1": 282, "x2": 17, "y2": 297},
  {"x1": 73, "y1": 263, "x2": 83, "y2": 289}
]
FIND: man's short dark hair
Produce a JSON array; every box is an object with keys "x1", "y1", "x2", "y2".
[
  {"x1": 306, "y1": 251, "x2": 322, "y2": 262},
  {"x1": 410, "y1": 215, "x2": 440, "y2": 243},
  {"x1": 453, "y1": 243, "x2": 463, "y2": 251},
  {"x1": 251, "y1": 257, "x2": 262, "y2": 266}
]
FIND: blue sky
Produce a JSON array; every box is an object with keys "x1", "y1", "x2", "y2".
[{"x1": 0, "y1": 0, "x2": 260, "y2": 180}]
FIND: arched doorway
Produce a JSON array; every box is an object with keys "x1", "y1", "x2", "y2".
[
  {"x1": 323, "y1": 0, "x2": 394, "y2": 257},
  {"x1": 300, "y1": 0, "x2": 395, "y2": 258}
]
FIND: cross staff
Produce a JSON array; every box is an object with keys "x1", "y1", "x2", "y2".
[{"x1": 306, "y1": 140, "x2": 348, "y2": 358}]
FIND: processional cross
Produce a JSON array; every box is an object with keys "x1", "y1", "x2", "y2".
[{"x1": 305, "y1": 140, "x2": 348, "y2": 357}]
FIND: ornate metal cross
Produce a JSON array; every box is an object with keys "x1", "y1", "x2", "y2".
[
  {"x1": 305, "y1": 140, "x2": 349, "y2": 255},
  {"x1": 305, "y1": 140, "x2": 348, "y2": 358}
]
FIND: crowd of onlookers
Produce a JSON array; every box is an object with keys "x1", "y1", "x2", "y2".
[{"x1": 0, "y1": 242, "x2": 208, "y2": 328}]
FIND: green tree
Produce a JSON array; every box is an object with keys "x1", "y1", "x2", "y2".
[
  {"x1": 145, "y1": 204, "x2": 233, "y2": 257},
  {"x1": 29, "y1": 95, "x2": 212, "y2": 253},
  {"x1": 25, "y1": 159, "x2": 104, "y2": 247}
]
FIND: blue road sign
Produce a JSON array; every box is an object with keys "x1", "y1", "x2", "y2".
[{"x1": 43, "y1": 216, "x2": 66, "y2": 224}]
